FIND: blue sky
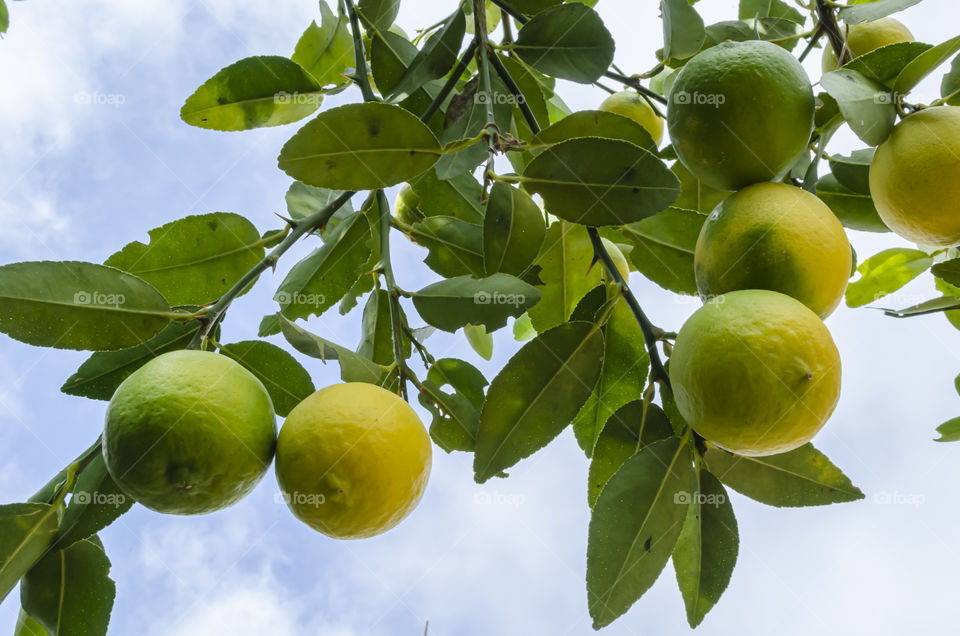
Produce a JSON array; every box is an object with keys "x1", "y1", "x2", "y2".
[{"x1": 2, "y1": 0, "x2": 960, "y2": 634}]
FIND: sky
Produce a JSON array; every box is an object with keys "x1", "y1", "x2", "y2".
[{"x1": 1, "y1": 0, "x2": 959, "y2": 634}]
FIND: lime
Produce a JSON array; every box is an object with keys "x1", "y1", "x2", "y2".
[
  {"x1": 869, "y1": 106, "x2": 960, "y2": 247},
  {"x1": 822, "y1": 17, "x2": 913, "y2": 72},
  {"x1": 275, "y1": 383, "x2": 431, "y2": 539},
  {"x1": 598, "y1": 91, "x2": 664, "y2": 145},
  {"x1": 667, "y1": 40, "x2": 815, "y2": 191},
  {"x1": 695, "y1": 182, "x2": 852, "y2": 318},
  {"x1": 600, "y1": 237, "x2": 631, "y2": 281},
  {"x1": 394, "y1": 183, "x2": 423, "y2": 226},
  {"x1": 103, "y1": 350, "x2": 277, "y2": 515},
  {"x1": 670, "y1": 290, "x2": 841, "y2": 456}
]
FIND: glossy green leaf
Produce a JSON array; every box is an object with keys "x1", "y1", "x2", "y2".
[
  {"x1": 839, "y1": 0, "x2": 922, "y2": 24},
  {"x1": 704, "y1": 444, "x2": 864, "y2": 507},
  {"x1": 356, "y1": 289, "x2": 410, "y2": 366},
  {"x1": 931, "y1": 258, "x2": 960, "y2": 287},
  {"x1": 527, "y1": 221, "x2": 602, "y2": 332},
  {"x1": 356, "y1": 0, "x2": 400, "y2": 31},
  {"x1": 842, "y1": 42, "x2": 932, "y2": 86},
  {"x1": 816, "y1": 174, "x2": 888, "y2": 233},
  {"x1": 409, "y1": 169, "x2": 485, "y2": 224},
  {"x1": 941, "y1": 55, "x2": 960, "y2": 105},
  {"x1": 21, "y1": 538, "x2": 115, "y2": 636},
  {"x1": 846, "y1": 248, "x2": 932, "y2": 308},
  {"x1": 518, "y1": 109, "x2": 657, "y2": 169},
  {"x1": 514, "y1": 4, "x2": 614, "y2": 83},
  {"x1": 672, "y1": 470, "x2": 739, "y2": 628},
  {"x1": 499, "y1": 54, "x2": 552, "y2": 140},
  {"x1": 54, "y1": 455, "x2": 132, "y2": 551},
  {"x1": 14, "y1": 610, "x2": 48, "y2": 636},
  {"x1": 434, "y1": 73, "x2": 514, "y2": 179},
  {"x1": 662, "y1": 0, "x2": 706, "y2": 62},
  {"x1": 0, "y1": 504, "x2": 59, "y2": 602},
  {"x1": 587, "y1": 401, "x2": 673, "y2": 506},
  {"x1": 180, "y1": 56, "x2": 323, "y2": 131},
  {"x1": 572, "y1": 302, "x2": 650, "y2": 455},
  {"x1": 738, "y1": 0, "x2": 803, "y2": 24},
  {"x1": 483, "y1": 183, "x2": 546, "y2": 276},
  {"x1": 412, "y1": 273, "x2": 541, "y2": 333},
  {"x1": 671, "y1": 161, "x2": 730, "y2": 214},
  {"x1": 587, "y1": 437, "x2": 694, "y2": 629},
  {"x1": 291, "y1": 1, "x2": 354, "y2": 87},
  {"x1": 463, "y1": 323, "x2": 494, "y2": 360},
  {"x1": 279, "y1": 315, "x2": 388, "y2": 385},
  {"x1": 408, "y1": 216, "x2": 485, "y2": 277},
  {"x1": 0, "y1": 0, "x2": 8, "y2": 34},
  {"x1": 285, "y1": 182, "x2": 354, "y2": 221},
  {"x1": 821, "y1": 69, "x2": 896, "y2": 146},
  {"x1": 385, "y1": 9, "x2": 466, "y2": 101},
  {"x1": 105, "y1": 213, "x2": 264, "y2": 306},
  {"x1": 621, "y1": 208, "x2": 704, "y2": 295},
  {"x1": 0, "y1": 261, "x2": 172, "y2": 351},
  {"x1": 474, "y1": 321, "x2": 604, "y2": 482},
  {"x1": 500, "y1": 0, "x2": 563, "y2": 14},
  {"x1": 220, "y1": 340, "x2": 315, "y2": 417},
  {"x1": 520, "y1": 137, "x2": 680, "y2": 226},
  {"x1": 369, "y1": 31, "x2": 447, "y2": 129},
  {"x1": 883, "y1": 295, "x2": 960, "y2": 317},
  {"x1": 278, "y1": 102, "x2": 442, "y2": 190},
  {"x1": 935, "y1": 417, "x2": 960, "y2": 442},
  {"x1": 894, "y1": 35, "x2": 960, "y2": 94},
  {"x1": 276, "y1": 212, "x2": 371, "y2": 319},
  {"x1": 419, "y1": 358, "x2": 488, "y2": 452},
  {"x1": 828, "y1": 148, "x2": 874, "y2": 195}
]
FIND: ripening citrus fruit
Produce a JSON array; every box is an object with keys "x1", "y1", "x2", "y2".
[
  {"x1": 670, "y1": 290, "x2": 841, "y2": 457},
  {"x1": 695, "y1": 182, "x2": 852, "y2": 318},
  {"x1": 275, "y1": 383, "x2": 431, "y2": 539},
  {"x1": 822, "y1": 17, "x2": 914, "y2": 72},
  {"x1": 394, "y1": 183, "x2": 423, "y2": 226},
  {"x1": 668, "y1": 40, "x2": 815, "y2": 191},
  {"x1": 600, "y1": 237, "x2": 631, "y2": 281},
  {"x1": 598, "y1": 91, "x2": 664, "y2": 145},
  {"x1": 869, "y1": 106, "x2": 960, "y2": 247},
  {"x1": 103, "y1": 350, "x2": 277, "y2": 515}
]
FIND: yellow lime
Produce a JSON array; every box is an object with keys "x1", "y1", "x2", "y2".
[
  {"x1": 695, "y1": 182, "x2": 852, "y2": 318},
  {"x1": 670, "y1": 290, "x2": 841, "y2": 456},
  {"x1": 275, "y1": 383, "x2": 431, "y2": 539},
  {"x1": 103, "y1": 350, "x2": 277, "y2": 515},
  {"x1": 667, "y1": 40, "x2": 815, "y2": 191},
  {"x1": 394, "y1": 183, "x2": 423, "y2": 226},
  {"x1": 822, "y1": 17, "x2": 913, "y2": 72},
  {"x1": 598, "y1": 91, "x2": 664, "y2": 145},
  {"x1": 869, "y1": 106, "x2": 960, "y2": 247},
  {"x1": 600, "y1": 237, "x2": 631, "y2": 281}
]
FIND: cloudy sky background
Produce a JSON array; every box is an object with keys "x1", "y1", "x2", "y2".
[{"x1": 1, "y1": 0, "x2": 959, "y2": 634}]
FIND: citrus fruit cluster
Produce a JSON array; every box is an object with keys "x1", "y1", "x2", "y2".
[
  {"x1": 102, "y1": 351, "x2": 430, "y2": 537},
  {"x1": 664, "y1": 40, "x2": 848, "y2": 457}
]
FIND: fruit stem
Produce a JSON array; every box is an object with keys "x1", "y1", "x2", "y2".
[{"x1": 815, "y1": 0, "x2": 852, "y2": 67}]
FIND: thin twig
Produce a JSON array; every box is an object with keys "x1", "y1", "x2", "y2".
[{"x1": 602, "y1": 71, "x2": 669, "y2": 105}]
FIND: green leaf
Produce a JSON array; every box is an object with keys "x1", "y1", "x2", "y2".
[
  {"x1": 527, "y1": 221, "x2": 602, "y2": 332},
  {"x1": 932, "y1": 258, "x2": 960, "y2": 287},
  {"x1": 412, "y1": 274, "x2": 541, "y2": 333},
  {"x1": 499, "y1": 0, "x2": 563, "y2": 15},
  {"x1": 385, "y1": 9, "x2": 466, "y2": 101},
  {"x1": 408, "y1": 216, "x2": 485, "y2": 277},
  {"x1": 0, "y1": 261, "x2": 172, "y2": 351},
  {"x1": 662, "y1": 0, "x2": 706, "y2": 62},
  {"x1": 356, "y1": 0, "x2": 400, "y2": 31},
  {"x1": 180, "y1": 56, "x2": 323, "y2": 131},
  {"x1": 941, "y1": 55, "x2": 960, "y2": 105},
  {"x1": 935, "y1": 417, "x2": 960, "y2": 442},
  {"x1": 369, "y1": 31, "x2": 448, "y2": 131},
  {"x1": 894, "y1": 35, "x2": 960, "y2": 95},
  {"x1": 514, "y1": 4, "x2": 615, "y2": 83},
  {"x1": 276, "y1": 212, "x2": 371, "y2": 319},
  {"x1": 499, "y1": 54, "x2": 552, "y2": 139},
  {"x1": 463, "y1": 323, "x2": 494, "y2": 360},
  {"x1": 828, "y1": 148, "x2": 875, "y2": 194},
  {"x1": 434, "y1": 74, "x2": 514, "y2": 179},
  {"x1": 15, "y1": 610, "x2": 48, "y2": 636},
  {"x1": 419, "y1": 358, "x2": 488, "y2": 452},
  {"x1": 278, "y1": 315, "x2": 388, "y2": 385},
  {"x1": 105, "y1": 213, "x2": 264, "y2": 306},
  {"x1": 845, "y1": 248, "x2": 932, "y2": 308},
  {"x1": 483, "y1": 183, "x2": 546, "y2": 276},
  {"x1": 586, "y1": 437, "x2": 694, "y2": 629},
  {"x1": 520, "y1": 137, "x2": 680, "y2": 226},
  {"x1": 672, "y1": 470, "x2": 739, "y2": 628},
  {"x1": 838, "y1": 0, "x2": 922, "y2": 24},
  {"x1": 518, "y1": 110, "x2": 657, "y2": 169},
  {"x1": 621, "y1": 208, "x2": 704, "y2": 295},
  {"x1": 0, "y1": 0, "x2": 8, "y2": 34},
  {"x1": 0, "y1": 504, "x2": 59, "y2": 602},
  {"x1": 474, "y1": 321, "x2": 604, "y2": 482},
  {"x1": 60, "y1": 317, "x2": 205, "y2": 400},
  {"x1": 356, "y1": 289, "x2": 409, "y2": 366},
  {"x1": 572, "y1": 302, "x2": 650, "y2": 455},
  {"x1": 21, "y1": 538, "x2": 115, "y2": 636},
  {"x1": 587, "y1": 401, "x2": 673, "y2": 507},
  {"x1": 220, "y1": 341, "x2": 315, "y2": 417},
  {"x1": 883, "y1": 295, "x2": 960, "y2": 317},
  {"x1": 285, "y1": 182, "x2": 354, "y2": 221},
  {"x1": 738, "y1": 0, "x2": 803, "y2": 24},
  {"x1": 54, "y1": 455, "x2": 132, "y2": 551},
  {"x1": 278, "y1": 102, "x2": 443, "y2": 190},
  {"x1": 704, "y1": 443, "x2": 864, "y2": 507},
  {"x1": 671, "y1": 161, "x2": 730, "y2": 214},
  {"x1": 409, "y1": 169, "x2": 485, "y2": 224},
  {"x1": 842, "y1": 42, "x2": 932, "y2": 86},
  {"x1": 291, "y1": 1, "x2": 354, "y2": 88},
  {"x1": 816, "y1": 174, "x2": 888, "y2": 233},
  {"x1": 820, "y1": 69, "x2": 896, "y2": 146}
]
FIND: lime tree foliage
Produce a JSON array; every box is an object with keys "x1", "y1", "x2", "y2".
[{"x1": 2, "y1": 0, "x2": 960, "y2": 631}]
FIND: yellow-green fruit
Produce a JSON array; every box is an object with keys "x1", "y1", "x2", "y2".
[
  {"x1": 668, "y1": 40, "x2": 815, "y2": 191},
  {"x1": 103, "y1": 350, "x2": 277, "y2": 515},
  {"x1": 394, "y1": 184, "x2": 423, "y2": 226},
  {"x1": 670, "y1": 290, "x2": 841, "y2": 457},
  {"x1": 869, "y1": 106, "x2": 960, "y2": 247},
  {"x1": 601, "y1": 237, "x2": 631, "y2": 281},
  {"x1": 695, "y1": 182, "x2": 852, "y2": 318},
  {"x1": 598, "y1": 91, "x2": 664, "y2": 145},
  {"x1": 275, "y1": 383, "x2": 431, "y2": 539},
  {"x1": 822, "y1": 17, "x2": 914, "y2": 72}
]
